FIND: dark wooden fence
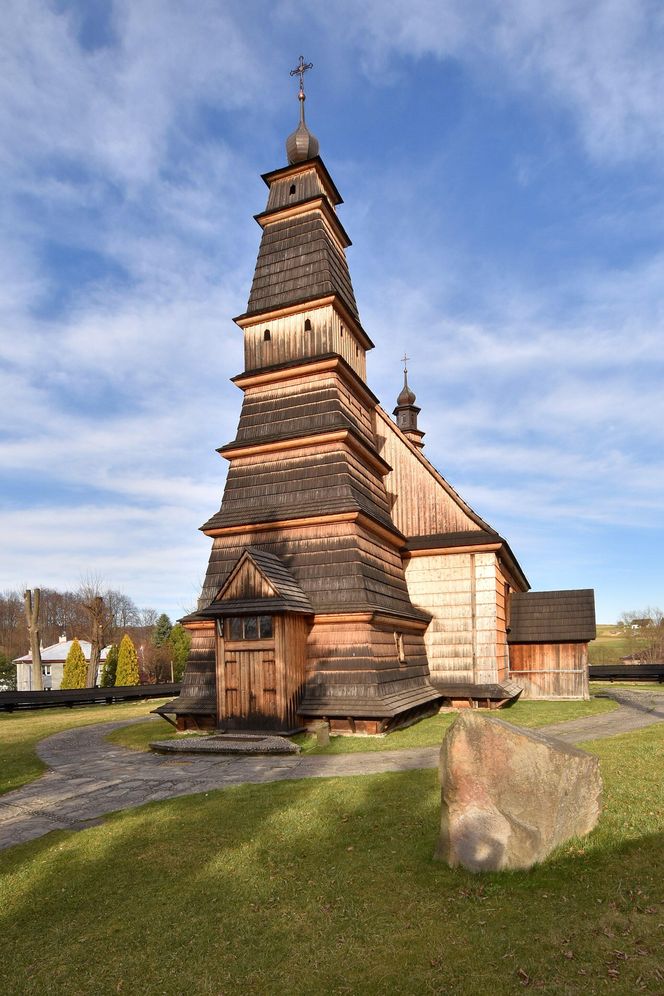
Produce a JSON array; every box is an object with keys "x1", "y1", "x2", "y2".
[
  {"x1": 0, "y1": 684, "x2": 181, "y2": 712},
  {"x1": 589, "y1": 664, "x2": 664, "y2": 683}
]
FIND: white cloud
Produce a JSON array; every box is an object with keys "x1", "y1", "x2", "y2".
[{"x1": 309, "y1": 0, "x2": 664, "y2": 164}]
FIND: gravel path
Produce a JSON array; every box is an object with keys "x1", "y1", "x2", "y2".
[{"x1": 1, "y1": 689, "x2": 662, "y2": 852}]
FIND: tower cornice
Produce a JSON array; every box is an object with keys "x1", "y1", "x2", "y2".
[
  {"x1": 254, "y1": 196, "x2": 351, "y2": 251},
  {"x1": 216, "y1": 425, "x2": 393, "y2": 477},
  {"x1": 231, "y1": 353, "x2": 380, "y2": 407}
]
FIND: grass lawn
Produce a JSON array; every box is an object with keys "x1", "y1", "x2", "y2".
[
  {"x1": 0, "y1": 722, "x2": 662, "y2": 995},
  {"x1": 0, "y1": 700, "x2": 170, "y2": 795},
  {"x1": 109, "y1": 696, "x2": 619, "y2": 755},
  {"x1": 590, "y1": 681, "x2": 664, "y2": 695}
]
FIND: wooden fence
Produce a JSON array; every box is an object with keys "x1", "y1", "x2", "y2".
[{"x1": 0, "y1": 683, "x2": 181, "y2": 712}]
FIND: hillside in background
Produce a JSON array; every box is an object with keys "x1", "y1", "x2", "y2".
[{"x1": 588, "y1": 624, "x2": 650, "y2": 664}]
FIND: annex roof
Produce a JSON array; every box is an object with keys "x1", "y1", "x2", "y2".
[{"x1": 508, "y1": 589, "x2": 596, "y2": 643}]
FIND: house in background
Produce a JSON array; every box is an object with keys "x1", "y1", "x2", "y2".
[{"x1": 14, "y1": 636, "x2": 110, "y2": 691}]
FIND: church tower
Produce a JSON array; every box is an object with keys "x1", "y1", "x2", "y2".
[
  {"x1": 393, "y1": 358, "x2": 425, "y2": 450},
  {"x1": 168, "y1": 60, "x2": 440, "y2": 734}
]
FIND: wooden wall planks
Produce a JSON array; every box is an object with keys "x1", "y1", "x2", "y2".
[{"x1": 509, "y1": 643, "x2": 589, "y2": 700}]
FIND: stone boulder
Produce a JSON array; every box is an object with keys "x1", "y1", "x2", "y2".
[{"x1": 435, "y1": 712, "x2": 602, "y2": 872}]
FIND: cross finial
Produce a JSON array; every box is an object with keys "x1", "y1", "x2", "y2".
[
  {"x1": 290, "y1": 55, "x2": 313, "y2": 95},
  {"x1": 402, "y1": 352, "x2": 409, "y2": 373}
]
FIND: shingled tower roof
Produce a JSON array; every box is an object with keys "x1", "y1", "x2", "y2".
[{"x1": 236, "y1": 62, "x2": 364, "y2": 329}]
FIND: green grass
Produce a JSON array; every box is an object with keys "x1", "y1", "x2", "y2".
[
  {"x1": 0, "y1": 700, "x2": 170, "y2": 795},
  {"x1": 106, "y1": 714, "x2": 181, "y2": 751},
  {"x1": 590, "y1": 680, "x2": 664, "y2": 694},
  {"x1": 109, "y1": 697, "x2": 618, "y2": 755},
  {"x1": 0, "y1": 723, "x2": 662, "y2": 995}
]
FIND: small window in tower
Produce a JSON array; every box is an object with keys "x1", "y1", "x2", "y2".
[
  {"x1": 289, "y1": 183, "x2": 296, "y2": 195},
  {"x1": 355, "y1": 345, "x2": 359, "y2": 356},
  {"x1": 394, "y1": 632, "x2": 406, "y2": 663},
  {"x1": 304, "y1": 318, "x2": 312, "y2": 332},
  {"x1": 340, "y1": 324, "x2": 344, "y2": 337},
  {"x1": 264, "y1": 329, "x2": 271, "y2": 341}
]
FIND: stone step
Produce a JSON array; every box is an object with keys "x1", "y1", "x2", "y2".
[{"x1": 149, "y1": 734, "x2": 300, "y2": 755}]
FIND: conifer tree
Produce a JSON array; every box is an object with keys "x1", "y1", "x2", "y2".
[
  {"x1": 61, "y1": 638, "x2": 88, "y2": 689},
  {"x1": 100, "y1": 644, "x2": 118, "y2": 687},
  {"x1": 153, "y1": 613, "x2": 172, "y2": 647},
  {"x1": 168, "y1": 624, "x2": 191, "y2": 682},
  {"x1": 116, "y1": 634, "x2": 140, "y2": 686}
]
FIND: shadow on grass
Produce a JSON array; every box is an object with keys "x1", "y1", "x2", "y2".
[{"x1": 1, "y1": 725, "x2": 662, "y2": 995}]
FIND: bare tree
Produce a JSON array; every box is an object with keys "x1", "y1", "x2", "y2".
[
  {"x1": 23, "y1": 589, "x2": 43, "y2": 691},
  {"x1": 84, "y1": 594, "x2": 105, "y2": 687},
  {"x1": 79, "y1": 576, "x2": 111, "y2": 688}
]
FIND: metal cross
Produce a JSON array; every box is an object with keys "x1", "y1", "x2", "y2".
[
  {"x1": 290, "y1": 55, "x2": 314, "y2": 94},
  {"x1": 402, "y1": 352, "x2": 409, "y2": 371}
]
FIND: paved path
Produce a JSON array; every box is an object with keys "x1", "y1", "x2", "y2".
[{"x1": 1, "y1": 689, "x2": 662, "y2": 852}]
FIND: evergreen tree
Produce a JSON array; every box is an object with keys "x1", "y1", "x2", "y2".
[
  {"x1": 153, "y1": 613, "x2": 172, "y2": 647},
  {"x1": 0, "y1": 652, "x2": 17, "y2": 691},
  {"x1": 168, "y1": 624, "x2": 191, "y2": 682},
  {"x1": 61, "y1": 638, "x2": 88, "y2": 689},
  {"x1": 116, "y1": 634, "x2": 140, "y2": 686},
  {"x1": 100, "y1": 644, "x2": 118, "y2": 687}
]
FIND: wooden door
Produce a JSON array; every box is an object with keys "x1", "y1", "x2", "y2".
[{"x1": 221, "y1": 645, "x2": 279, "y2": 729}]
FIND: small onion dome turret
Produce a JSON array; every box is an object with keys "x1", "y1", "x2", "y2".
[
  {"x1": 286, "y1": 91, "x2": 319, "y2": 164},
  {"x1": 397, "y1": 371, "x2": 416, "y2": 407}
]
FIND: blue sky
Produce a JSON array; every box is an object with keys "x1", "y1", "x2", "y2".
[{"x1": 1, "y1": 0, "x2": 663, "y2": 623}]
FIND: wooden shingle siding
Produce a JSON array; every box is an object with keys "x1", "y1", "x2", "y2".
[
  {"x1": 232, "y1": 376, "x2": 374, "y2": 446},
  {"x1": 247, "y1": 214, "x2": 359, "y2": 320},
  {"x1": 198, "y1": 522, "x2": 426, "y2": 621},
  {"x1": 176, "y1": 628, "x2": 216, "y2": 714}
]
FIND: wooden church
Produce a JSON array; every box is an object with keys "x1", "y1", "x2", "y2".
[{"x1": 163, "y1": 63, "x2": 596, "y2": 735}]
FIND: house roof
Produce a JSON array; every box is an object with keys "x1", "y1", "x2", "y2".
[
  {"x1": 508, "y1": 589, "x2": 596, "y2": 643},
  {"x1": 14, "y1": 640, "x2": 111, "y2": 664}
]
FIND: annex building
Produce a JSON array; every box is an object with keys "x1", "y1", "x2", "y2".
[{"x1": 164, "y1": 66, "x2": 595, "y2": 735}]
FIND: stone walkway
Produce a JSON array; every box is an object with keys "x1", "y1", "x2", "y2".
[{"x1": 1, "y1": 689, "x2": 662, "y2": 852}]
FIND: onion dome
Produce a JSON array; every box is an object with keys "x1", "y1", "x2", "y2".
[
  {"x1": 397, "y1": 369, "x2": 416, "y2": 406},
  {"x1": 286, "y1": 89, "x2": 319, "y2": 164},
  {"x1": 286, "y1": 56, "x2": 319, "y2": 164}
]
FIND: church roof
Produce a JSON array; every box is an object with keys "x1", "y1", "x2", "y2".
[{"x1": 508, "y1": 589, "x2": 596, "y2": 643}]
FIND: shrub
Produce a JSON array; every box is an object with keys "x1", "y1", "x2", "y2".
[
  {"x1": 61, "y1": 639, "x2": 88, "y2": 689},
  {"x1": 100, "y1": 645, "x2": 118, "y2": 687},
  {"x1": 115, "y1": 634, "x2": 140, "y2": 686}
]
